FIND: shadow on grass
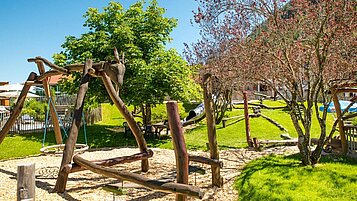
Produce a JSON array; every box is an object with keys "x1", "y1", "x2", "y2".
[{"x1": 19, "y1": 124, "x2": 173, "y2": 149}]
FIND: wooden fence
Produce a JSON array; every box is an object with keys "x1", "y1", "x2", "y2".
[
  {"x1": 343, "y1": 125, "x2": 357, "y2": 155},
  {"x1": 0, "y1": 104, "x2": 102, "y2": 134}
]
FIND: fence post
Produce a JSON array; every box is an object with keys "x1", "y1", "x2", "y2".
[
  {"x1": 243, "y1": 91, "x2": 253, "y2": 147},
  {"x1": 17, "y1": 163, "x2": 35, "y2": 201}
]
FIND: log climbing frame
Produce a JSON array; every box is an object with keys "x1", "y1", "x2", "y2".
[
  {"x1": 0, "y1": 50, "x2": 204, "y2": 199},
  {"x1": 330, "y1": 83, "x2": 357, "y2": 155}
]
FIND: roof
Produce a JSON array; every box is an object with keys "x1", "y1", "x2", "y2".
[{"x1": 48, "y1": 74, "x2": 63, "y2": 85}]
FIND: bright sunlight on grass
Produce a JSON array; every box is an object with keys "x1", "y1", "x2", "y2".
[
  {"x1": 0, "y1": 100, "x2": 336, "y2": 159},
  {"x1": 235, "y1": 154, "x2": 357, "y2": 201}
]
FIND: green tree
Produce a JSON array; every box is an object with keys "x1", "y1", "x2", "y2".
[{"x1": 55, "y1": 0, "x2": 200, "y2": 125}]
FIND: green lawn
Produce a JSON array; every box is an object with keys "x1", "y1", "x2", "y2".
[
  {"x1": 235, "y1": 154, "x2": 357, "y2": 201},
  {"x1": 0, "y1": 100, "x2": 336, "y2": 159},
  {"x1": 0, "y1": 100, "x2": 354, "y2": 201}
]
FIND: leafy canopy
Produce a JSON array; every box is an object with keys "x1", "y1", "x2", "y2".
[{"x1": 54, "y1": 0, "x2": 200, "y2": 108}]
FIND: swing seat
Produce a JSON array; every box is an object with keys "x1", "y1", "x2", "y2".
[{"x1": 40, "y1": 143, "x2": 88, "y2": 155}]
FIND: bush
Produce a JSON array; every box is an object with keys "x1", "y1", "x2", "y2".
[{"x1": 22, "y1": 99, "x2": 47, "y2": 121}]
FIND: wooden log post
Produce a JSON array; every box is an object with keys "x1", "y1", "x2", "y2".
[
  {"x1": 73, "y1": 155, "x2": 204, "y2": 199},
  {"x1": 0, "y1": 72, "x2": 37, "y2": 144},
  {"x1": 34, "y1": 60, "x2": 62, "y2": 144},
  {"x1": 166, "y1": 101, "x2": 189, "y2": 201},
  {"x1": 53, "y1": 60, "x2": 91, "y2": 193},
  {"x1": 243, "y1": 91, "x2": 253, "y2": 147},
  {"x1": 101, "y1": 71, "x2": 149, "y2": 172},
  {"x1": 188, "y1": 155, "x2": 223, "y2": 168},
  {"x1": 17, "y1": 163, "x2": 35, "y2": 201},
  {"x1": 331, "y1": 88, "x2": 348, "y2": 154},
  {"x1": 202, "y1": 74, "x2": 223, "y2": 187},
  {"x1": 70, "y1": 150, "x2": 154, "y2": 173}
]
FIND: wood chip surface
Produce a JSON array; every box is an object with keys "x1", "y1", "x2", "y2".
[{"x1": 0, "y1": 146, "x2": 298, "y2": 200}]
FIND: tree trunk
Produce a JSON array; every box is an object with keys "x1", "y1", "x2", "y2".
[
  {"x1": 298, "y1": 137, "x2": 312, "y2": 166},
  {"x1": 311, "y1": 118, "x2": 327, "y2": 164},
  {"x1": 290, "y1": 111, "x2": 312, "y2": 166},
  {"x1": 145, "y1": 104, "x2": 152, "y2": 125}
]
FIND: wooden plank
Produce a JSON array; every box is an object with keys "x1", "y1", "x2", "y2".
[
  {"x1": 70, "y1": 150, "x2": 154, "y2": 173},
  {"x1": 101, "y1": 71, "x2": 149, "y2": 172},
  {"x1": 0, "y1": 72, "x2": 36, "y2": 144},
  {"x1": 17, "y1": 163, "x2": 35, "y2": 201},
  {"x1": 54, "y1": 60, "x2": 91, "y2": 193},
  {"x1": 73, "y1": 155, "x2": 204, "y2": 199},
  {"x1": 166, "y1": 101, "x2": 189, "y2": 201}
]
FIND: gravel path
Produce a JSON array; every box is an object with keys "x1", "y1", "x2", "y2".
[{"x1": 0, "y1": 146, "x2": 298, "y2": 200}]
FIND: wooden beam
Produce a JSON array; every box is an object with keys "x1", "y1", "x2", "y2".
[
  {"x1": 336, "y1": 88, "x2": 357, "y2": 93},
  {"x1": 54, "y1": 60, "x2": 91, "y2": 193},
  {"x1": 243, "y1": 91, "x2": 253, "y2": 147},
  {"x1": 65, "y1": 62, "x2": 105, "y2": 72},
  {"x1": 36, "y1": 70, "x2": 62, "y2": 82},
  {"x1": 0, "y1": 72, "x2": 36, "y2": 144},
  {"x1": 28, "y1": 57, "x2": 68, "y2": 74},
  {"x1": 202, "y1": 74, "x2": 223, "y2": 187},
  {"x1": 73, "y1": 155, "x2": 204, "y2": 199},
  {"x1": 342, "y1": 113, "x2": 357, "y2": 120},
  {"x1": 166, "y1": 101, "x2": 189, "y2": 201},
  {"x1": 259, "y1": 139, "x2": 298, "y2": 145},
  {"x1": 101, "y1": 71, "x2": 149, "y2": 172},
  {"x1": 189, "y1": 155, "x2": 223, "y2": 168},
  {"x1": 35, "y1": 60, "x2": 63, "y2": 144},
  {"x1": 331, "y1": 88, "x2": 348, "y2": 154},
  {"x1": 70, "y1": 150, "x2": 154, "y2": 173}
]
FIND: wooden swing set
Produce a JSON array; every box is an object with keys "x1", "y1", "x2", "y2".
[
  {"x1": 329, "y1": 84, "x2": 357, "y2": 155},
  {"x1": 0, "y1": 49, "x2": 225, "y2": 200}
]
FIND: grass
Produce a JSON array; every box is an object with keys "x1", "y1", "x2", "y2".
[
  {"x1": 0, "y1": 100, "x2": 336, "y2": 159},
  {"x1": 181, "y1": 100, "x2": 335, "y2": 150},
  {"x1": 235, "y1": 154, "x2": 357, "y2": 201}
]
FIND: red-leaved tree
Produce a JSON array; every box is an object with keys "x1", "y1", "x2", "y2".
[{"x1": 187, "y1": 0, "x2": 356, "y2": 165}]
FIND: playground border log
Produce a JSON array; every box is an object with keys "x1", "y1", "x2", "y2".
[
  {"x1": 73, "y1": 155, "x2": 204, "y2": 199},
  {"x1": 70, "y1": 150, "x2": 154, "y2": 173}
]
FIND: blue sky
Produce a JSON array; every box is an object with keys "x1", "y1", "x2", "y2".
[{"x1": 0, "y1": 0, "x2": 200, "y2": 83}]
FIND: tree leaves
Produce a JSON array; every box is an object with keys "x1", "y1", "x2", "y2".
[{"x1": 54, "y1": 0, "x2": 199, "y2": 109}]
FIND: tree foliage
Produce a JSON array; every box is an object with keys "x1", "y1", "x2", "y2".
[
  {"x1": 187, "y1": 0, "x2": 356, "y2": 165},
  {"x1": 54, "y1": 0, "x2": 200, "y2": 121}
]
